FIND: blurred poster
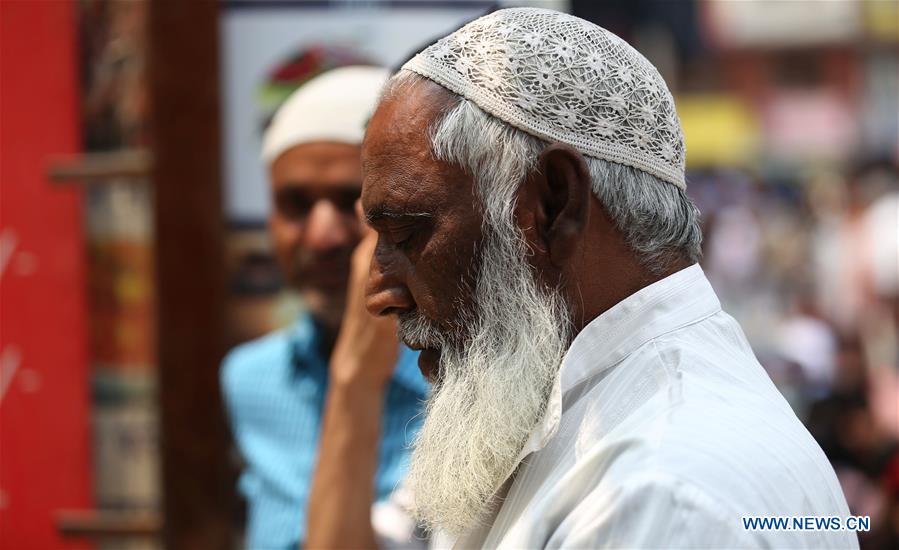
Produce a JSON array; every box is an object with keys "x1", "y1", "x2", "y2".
[
  {"x1": 220, "y1": 1, "x2": 490, "y2": 222},
  {"x1": 218, "y1": 1, "x2": 491, "y2": 343}
]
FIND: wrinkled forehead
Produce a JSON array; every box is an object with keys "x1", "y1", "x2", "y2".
[
  {"x1": 361, "y1": 77, "x2": 455, "y2": 171},
  {"x1": 361, "y1": 81, "x2": 466, "y2": 216}
]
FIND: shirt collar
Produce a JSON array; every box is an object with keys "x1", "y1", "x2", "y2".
[
  {"x1": 288, "y1": 310, "x2": 323, "y2": 370},
  {"x1": 514, "y1": 263, "x2": 722, "y2": 463}
]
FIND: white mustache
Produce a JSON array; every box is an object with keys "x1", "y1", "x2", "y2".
[{"x1": 397, "y1": 311, "x2": 445, "y2": 350}]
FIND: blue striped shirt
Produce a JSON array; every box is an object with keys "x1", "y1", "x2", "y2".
[{"x1": 221, "y1": 313, "x2": 428, "y2": 549}]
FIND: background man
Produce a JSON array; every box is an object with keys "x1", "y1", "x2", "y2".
[
  {"x1": 220, "y1": 66, "x2": 428, "y2": 549},
  {"x1": 357, "y1": 8, "x2": 856, "y2": 548}
]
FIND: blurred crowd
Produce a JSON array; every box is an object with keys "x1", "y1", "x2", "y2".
[{"x1": 694, "y1": 159, "x2": 898, "y2": 547}]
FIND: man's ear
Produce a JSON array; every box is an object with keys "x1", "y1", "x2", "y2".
[{"x1": 533, "y1": 143, "x2": 591, "y2": 267}]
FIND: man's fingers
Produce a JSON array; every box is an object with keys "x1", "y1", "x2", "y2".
[{"x1": 355, "y1": 198, "x2": 376, "y2": 239}]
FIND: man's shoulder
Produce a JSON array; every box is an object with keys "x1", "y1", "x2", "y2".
[
  {"x1": 537, "y1": 399, "x2": 854, "y2": 547},
  {"x1": 221, "y1": 328, "x2": 293, "y2": 387},
  {"x1": 565, "y1": 336, "x2": 849, "y2": 517},
  {"x1": 549, "y1": 469, "x2": 855, "y2": 549},
  {"x1": 571, "y1": 391, "x2": 848, "y2": 526}
]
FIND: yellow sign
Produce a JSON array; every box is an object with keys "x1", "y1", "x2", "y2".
[{"x1": 677, "y1": 94, "x2": 760, "y2": 169}]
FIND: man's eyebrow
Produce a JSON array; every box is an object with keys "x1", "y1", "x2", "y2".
[
  {"x1": 364, "y1": 206, "x2": 433, "y2": 224},
  {"x1": 276, "y1": 180, "x2": 361, "y2": 191}
]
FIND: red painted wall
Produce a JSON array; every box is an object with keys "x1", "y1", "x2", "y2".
[{"x1": 0, "y1": 1, "x2": 93, "y2": 548}]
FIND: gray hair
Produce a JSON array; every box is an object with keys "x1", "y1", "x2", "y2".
[{"x1": 384, "y1": 71, "x2": 703, "y2": 273}]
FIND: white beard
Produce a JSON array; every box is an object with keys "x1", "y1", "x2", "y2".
[{"x1": 398, "y1": 220, "x2": 572, "y2": 537}]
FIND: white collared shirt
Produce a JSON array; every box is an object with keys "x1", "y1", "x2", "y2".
[{"x1": 453, "y1": 264, "x2": 857, "y2": 549}]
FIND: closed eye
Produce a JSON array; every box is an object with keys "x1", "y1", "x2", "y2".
[
  {"x1": 365, "y1": 208, "x2": 433, "y2": 251},
  {"x1": 386, "y1": 220, "x2": 426, "y2": 249}
]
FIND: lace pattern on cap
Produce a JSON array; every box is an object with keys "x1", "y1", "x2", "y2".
[{"x1": 402, "y1": 7, "x2": 686, "y2": 189}]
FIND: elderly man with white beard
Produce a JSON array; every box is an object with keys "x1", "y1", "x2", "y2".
[{"x1": 317, "y1": 7, "x2": 858, "y2": 549}]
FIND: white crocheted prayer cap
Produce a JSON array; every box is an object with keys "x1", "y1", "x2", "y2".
[
  {"x1": 402, "y1": 8, "x2": 687, "y2": 189},
  {"x1": 262, "y1": 66, "x2": 389, "y2": 164}
]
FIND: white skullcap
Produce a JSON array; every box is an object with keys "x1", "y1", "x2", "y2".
[
  {"x1": 261, "y1": 65, "x2": 390, "y2": 164},
  {"x1": 402, "y1": 8, "x2": 687, "y2": 189}
]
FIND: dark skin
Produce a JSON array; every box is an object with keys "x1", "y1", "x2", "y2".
[
  {"x1": 311, "y1": 79, "x2": 689, "y2": 548},
  {"x1": 269, "y1": 142, "x2": 399, "y2": 549},
  {"x1": 269, "y1": 142, "x2": 364, "y2": 334},
  {"x1": 362, "y1": 79, "x2": 683, "y2": 378},
  {"x1": 362, "y1": 84, "x2": 484, "y2": 376}
]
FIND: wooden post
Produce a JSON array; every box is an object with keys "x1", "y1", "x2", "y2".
[{"x1": 146, "y1": 1, "x2": 234, "y2": 548}]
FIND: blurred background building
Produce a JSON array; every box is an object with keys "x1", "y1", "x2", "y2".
[{"x1": 1, "y1": 1, "x2": 896, "y2": 549}]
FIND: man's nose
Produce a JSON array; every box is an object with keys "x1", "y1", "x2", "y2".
[
  {"x1": 303, "y1": 200, "x2": 357, "y2": 252},
  {"x1": 365, "y1": 246, "x2": 414, "y2": 317}
]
